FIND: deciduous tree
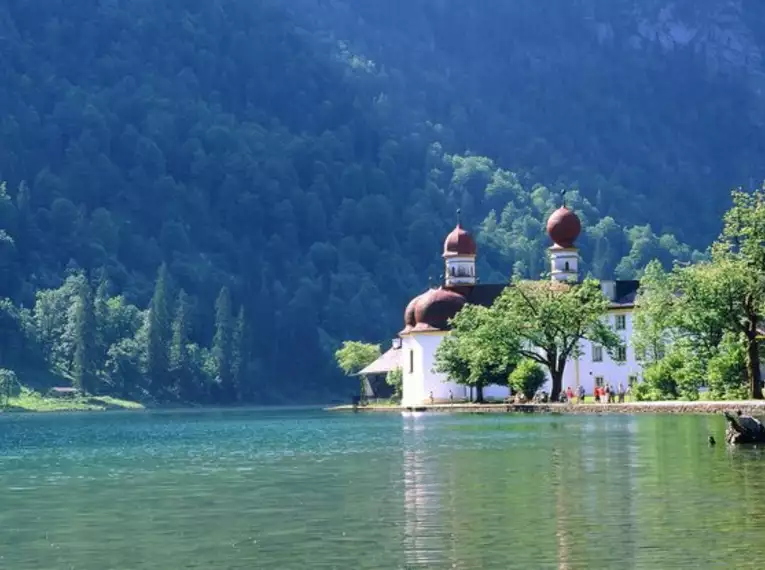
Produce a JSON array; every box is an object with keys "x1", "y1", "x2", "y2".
[
  {"x1": 334, "y1": 341, "x2": 380, "y2": 376},
  {"x1": 492, "y1": 279, "x2": 622, "y2": 401},
  {"x1": 435, "y1": 303, "x2": 520, "y2": 402}
]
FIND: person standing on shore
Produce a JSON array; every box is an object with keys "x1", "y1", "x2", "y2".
[
  {"x1": 617, "y1": 383, "x2": 625, "y2": 403},
  {"x1": 578, "y1": 384, "x2": 585, "y2": 403}
]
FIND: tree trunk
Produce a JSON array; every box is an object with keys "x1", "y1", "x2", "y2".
[
  {"x1": 475, "y1": 384, "x2": 484, "y2": 403},
  {"x1": 550, "y1": 369, "x2": 563, "y2": 402},
  {"x1": 746, "y1": 330, "x2": 763, "y2": 400}
]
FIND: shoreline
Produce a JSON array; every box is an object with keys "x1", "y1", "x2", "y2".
[{"x1": 327, "y1": 400, "x2": 765, "y2": 415}]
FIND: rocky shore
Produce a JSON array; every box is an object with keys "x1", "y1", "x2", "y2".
[{"x1": 328, "y1": 400, "x2": 765, "y2": 415}]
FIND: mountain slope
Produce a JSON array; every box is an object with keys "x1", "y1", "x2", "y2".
[
  {"x1": 0, "y1": 0, "x2": 757, "y2": 402},
  {"x1": 289, "y1": 0, "x2": 765, "y2": 246}
]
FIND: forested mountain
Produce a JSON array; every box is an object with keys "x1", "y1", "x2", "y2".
[{"x1": 0, "y1": 0, "x2": 762, "y2": 403}]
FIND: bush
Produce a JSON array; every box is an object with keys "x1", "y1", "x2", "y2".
[
  {"x1": 0, "y1": 368, "x2": 20, "y2": 405},
  {"x1": 707, "y1": 335, "x2": 748, "y2": 400},
  {"x1": 508, "y1": 359, "x2": 546, "y2": 399},
  {"x1": 386, "y1": 367, "x2": 403, "y2": 401},
  {"x1": 640, "y1": 342, "x2": 704, "y2": 401}
]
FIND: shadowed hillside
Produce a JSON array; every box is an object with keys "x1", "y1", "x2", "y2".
[{"x1": 0, "y1": 0, "x2": 760, "y2": 403}]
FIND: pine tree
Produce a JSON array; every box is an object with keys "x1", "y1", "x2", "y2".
[
  {"x1": 93, "y1": 271, "x2": 110, "y2": 365},
  {"x1": 169, "y1": 289, "x2": 193, "y2": 401},
  {"x1": 146, "y1": 263, "x2": 172, "y2": 397},
  {"x1": 231, "y1": 305, "x2": 250, "y2": 400},
  {"x1": 213, "y1": 286, "x2": 234, "y2": 402},
  {"x1": 72, "y1": 276, "x2": 97, "y2": 393}
]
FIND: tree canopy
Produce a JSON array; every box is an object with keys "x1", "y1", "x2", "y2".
[
  {"x1": 634, "y1": 186, "x2": 765, "y2": 400},
  {"x1": 435, "y1": 279, "x2": 621, "y2": 401},
  {"x1": 434, "y1": 304, "x2": 520, "y2": 402},
  {"x1": 334, "y1": 341, "x2": 381, "y2": 376},
  {"x1": 491, "y1": 279, "x2": 623, "y2": 401}
]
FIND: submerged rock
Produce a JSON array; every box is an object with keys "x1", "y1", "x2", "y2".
[{"x1": 724, "y1": 411, "x2": 765, "y2": 444}]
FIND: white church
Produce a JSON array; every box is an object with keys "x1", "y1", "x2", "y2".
[{"x1": 358, "y1": 205, "x2": 642, "y2": 407}]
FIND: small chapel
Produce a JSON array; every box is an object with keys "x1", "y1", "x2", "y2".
[{"x1": 358, "y1": 205, "x2": 642, "y2": 406}]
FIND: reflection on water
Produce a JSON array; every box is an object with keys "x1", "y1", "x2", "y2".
[{"x1": 1, "y1": 409, "x2": 764, "y2": 569}]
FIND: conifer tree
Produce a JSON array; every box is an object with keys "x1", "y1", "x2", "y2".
[
  {"x1": 169, "y1": 289, "x2": 192, "y2": 401},
  {"x1": 72, "y1": 277, "x2": 97, "y2": 393},
  {"x1": 146, "y1": 263, "x2": 172, "y2": 396},
  {"x1": 93, "y1": 271, "x2": 110, "y2": 364},
  {"x1": 231, "y1": 305, "x2": 249, "y2": 400},
  {"x1": 213, "y1": 286, "x2": 234, "y2": 402}
]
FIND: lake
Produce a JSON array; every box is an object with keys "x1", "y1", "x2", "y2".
[{"x1": 0, "y1": 408, "x2": 763, "y2": 569}]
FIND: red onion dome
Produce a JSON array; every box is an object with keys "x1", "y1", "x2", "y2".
[
  {"x1": 443, "y1": 224, "x2": 477, "y2": 257},
  {"x1": 546, "y1": 206, "x2": 581, "y2": 248},
  {"x1": 402, "y1": 294, "x2": 422, "y2": 332},
  {"x1": 413, "y1": 288, "x2": 467, "y2": 331}
]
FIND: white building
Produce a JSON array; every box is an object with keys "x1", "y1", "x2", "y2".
[{"x1": 397, "y1": 206, "x2": 642, "y2": 407}]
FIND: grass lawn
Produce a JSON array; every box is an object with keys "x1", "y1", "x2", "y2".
[{"x1": 3, "y1": 388, "x2": 144, "y2": 412}]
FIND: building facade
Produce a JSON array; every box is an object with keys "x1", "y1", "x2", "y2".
[{"x1": 398, "y1": 206, "x2": 643, "y2": 406}]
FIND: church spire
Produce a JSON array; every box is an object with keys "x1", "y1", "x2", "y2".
[{"x1": 442, "y1": 213, "x2": 477, "y2": 287}]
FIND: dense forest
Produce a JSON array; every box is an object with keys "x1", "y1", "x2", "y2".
[{"x1": 0, "y1": 0, "x2": 763, "y2": 403}]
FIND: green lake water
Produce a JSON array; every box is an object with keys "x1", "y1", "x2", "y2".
[{"x1": 1, "y1": 409, "x2": 764, "y2": 569}]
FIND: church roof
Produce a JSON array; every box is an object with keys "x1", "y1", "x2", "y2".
[
  {"x1": 400, "y1": 279, "x2": 639, "y2": 337},
  {"x1": 355, "y1": 347, "x2": 402, "y2": 376},
  {"x1": 605, "y1": 280, "x2": 640, "y2": 308},
  {"x1": 443, "y1": 223, "x2": 477, "y2": 257},
  {"x1": 449, "y1": 284, "x2": 507, "y2": 307}
]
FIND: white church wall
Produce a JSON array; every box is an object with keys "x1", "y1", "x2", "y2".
[
  {"x1": 401, "y1": 307, "x2": 641, "y2": 404},
  {"x1": 401, "y1": 333, "x2": 467, "y2": 406},
  {"x1": 483, "y1": 384, "x2": 511, "y2": 401},
  {"x1": 544, "y1": 309, "x2": 642, "y2": 396},
  {"x1": 402, "y1": 332, "x2": 511, "y2": 405}
]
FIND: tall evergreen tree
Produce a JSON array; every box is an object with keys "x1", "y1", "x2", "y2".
[
  {"x1": 93, "y1": 271, "x2": 110, "y2": 364},
  {"x1": 231, "y1": 305, "x2": 250, "y2": 400},
  {"x1": 146, "y1": 263, "x2": 172, "y2": 396},
  {"x1": 72, "y1": 276, "x2": 97, "y2": 393},
  {"x1": 169, "y1": 289, "x2": 193, "y2": 401},
  {"x1": 213, "y1": 286, "x2": 234, "y2": 402}
]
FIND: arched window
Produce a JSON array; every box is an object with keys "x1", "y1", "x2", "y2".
[{"x1": 564, "y1": 261, "x2": 570, "y2": 271}]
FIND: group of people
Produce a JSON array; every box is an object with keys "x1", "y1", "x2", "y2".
[{"x1": 564, "y1": 383, "x2": 627, "y2": 403}]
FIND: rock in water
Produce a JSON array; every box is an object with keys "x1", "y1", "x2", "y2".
[{"x1": 724, "y1": 411, "x2": 765, "y2": 444}]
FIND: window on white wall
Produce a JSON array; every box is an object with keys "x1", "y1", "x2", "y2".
[
  {"x1": 409, "y1": 350, "x2": 414, "y2": 374},
  {"x1": 616, "y1": 346, "x2": 627, "y2": 362},
  {"x1": 595, "y1": 376, "x2": 604, "y2": 387},
  {"x1": 628, "y1": 375, "x2": 638, "y2": 387},
  {"x1": 615, "y1": 314, "x2": 626, "y2": 330},
  {"x1": 592, "y1": 345, "x2": 603, "y2": 362}
]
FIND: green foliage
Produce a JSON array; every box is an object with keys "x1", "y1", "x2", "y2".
[
  {"x1": 491, "y1": 279, "x2": 623, "y2": 400},
  {"x1": 635, "y1": 186, "x2": 765, "y2": 400},
  {"x1": 0, "y1": 1, "x2": 757, "y2": 402},
  {"x1": 508, "y1": 359, "x2": 546, "y2": 400},
  {"x1": 435, "y1": 304, "x2": 520, "y2": 402},
  {"x1": 385, "y1": 367, "x2": 403, "y2": 401},
  {"x1": 169, "y1": 289, "x2": 193, "y2": 401},
  {"x1": 334, "y1": 341, "x2": 380, "y2": 376},
  {"x1": 0, "y1": 369, "x2": 19, "y2": 407},
  {"x1": 147, "y1": 264, "x2": 171, "y2": 395},
  {"x1": 706, "y1": 335, "x2": 748, "y2": 401},
  {"x1": 213, "y1": 287, "x2": 235, "y2": 402},
  {"x1": 638, "y1": 342, "x2": 704, "y2": 401},
  {"x1": 72, "y1": 276, "x2": 97, "y2": 393}
]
